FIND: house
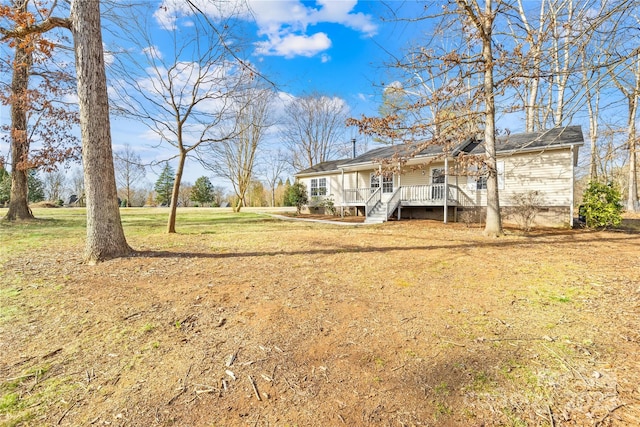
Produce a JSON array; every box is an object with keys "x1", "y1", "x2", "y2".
[{"x1": 295, "y1": 126, "x2": 584, "y2": 227}]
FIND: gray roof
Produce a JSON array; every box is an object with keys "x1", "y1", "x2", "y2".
[
  {"x1": 348, "y1": 141, "x2": 449, "y2": 164},
  {"x1": 296, "y1": 159, "x2": 353, "y2": 175},
  {"x1": 474, "y1": 125, "x2": 584, "y2": 155},
  {"x1": 295, "y1": 126, "x2": 583, "y2": 176}
]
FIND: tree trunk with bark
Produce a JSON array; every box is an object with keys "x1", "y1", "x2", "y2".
[
  {"x1": 480, "y1": 6, "x2": 503, "y2": 238},
  {"x1": 5, "y1": 0, "x2": 34, "y2": 221},
  {"x1": 627, "y1": 95, "x2": 638, "y2": 212},
  {"x1": 459, "y1": 0, "x2": 502, "y2": 236},
  {"x1": 71, "y1": 0, "x2": 131, "y2": 262},
  {"x1": 626, "y1": 53, "x2": 640, "y2": 212},
  {"x1": 167, "y1": 152, "x2": 186, "y2": 233}
]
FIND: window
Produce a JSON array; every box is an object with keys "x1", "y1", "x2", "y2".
[
  {"x1": 310, "y1": 178, "x2": 327, "y2": 197},
  {"x1": 476, "y1": 176, "x2": 487, "y2": 190},
  {"x1": 371, "y1": 173, "x2": 393, "y2": 193},
  {"x1": 467, "y1": 161, "x2": 504, "y2": 191}
]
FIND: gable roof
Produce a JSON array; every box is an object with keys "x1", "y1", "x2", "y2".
[
  {"x1": 295, "y1": 126, "x2": 583, "y2": 176},
  {"x1": 473, "y1": 125, "x2": 584, "y2": 155},
  {"x1": 295, "y1": 158, "x2": 353, "y2": 176}
]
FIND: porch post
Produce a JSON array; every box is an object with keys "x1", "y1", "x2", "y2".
[
  {"x1": 570, "y1": 145, "x2": 575, "y2": 227},
  {"x1": 341, "y1": 168, "x2": 345, "y2": 218},
  {"x1": 398, "y1": 161, "x2": 402, "y2": 220},
  {"x1": 444, "y1": 157, "x2": 449, "y2": 223}
]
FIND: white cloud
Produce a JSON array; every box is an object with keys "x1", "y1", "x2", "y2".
[
  {"x1": 321, "y1": 53, "x2": 331, "y2": 63},
  {"x1": 154, "y1": 0, "x2": 247, "y2": 30},
  {"x1": 155, "y1": 0, "x2": 377, "y2": 59},
  {"x1": 142, "y1": 45, "x2": 163, "y2": 60},
  {"x1": 255, "y1": 32, "x2": 331, "y2": 58}
]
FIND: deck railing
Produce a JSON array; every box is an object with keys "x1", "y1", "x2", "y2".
[
  {"x1": 365, "y1": 187, "x2": 381, "y2": 216},
  {"x1": 344, "y1": 187, "x2": 375, "y2": 204},
  {"x1": 386, "y1": 187, "x2": 402, "y2": 219},
  {"x1": 400, "y1": 184, "x2": 447, "y2": 202}
]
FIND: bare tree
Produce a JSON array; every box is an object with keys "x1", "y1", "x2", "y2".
[
  {"x1": 456, "y1": 0, "x2": 503, "y2": 237},
  {"x1": 280, "y1": 94, "x2": 350, "y2": 170},
  {"x1": 1, "y1": 0, "x2": 79, "y2": 220},
  {"x1": 69, "y1": 166, "x2": 84, "y2": 204},
  {"x1": 200, "y1": 87, "x2": 274, "y2": 212},
  {"x1": 2, "y1": 0, "x2": 131, "y2": 261},
  {"x1": 351, "y1": 1, "x2": 505, "y2": 236},
  {"x1": 611, "y1": 51, "x2": 640, "y2": 212},
  {"x1": 177, "y1": 182, "x2": 192, "y2": 208},
  {"x1": 42, "y1": 169, "x2": 66, "y2": 201},
  {"x1": 259, "y1": 149, "x2": 290, "y2": 207},
  {"x1": 71, "y1": 0, "x2": 131, "y2": 261},
  {"x1": 114, "y1": 144, "x2": 146, "y2": 207},
  {"x1": 110, "y1": 3, "x2": 252, "y2": 231}
]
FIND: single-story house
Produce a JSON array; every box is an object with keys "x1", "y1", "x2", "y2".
[{"x1": 294, "y1": 126, "x2": 584, "y2": 227}]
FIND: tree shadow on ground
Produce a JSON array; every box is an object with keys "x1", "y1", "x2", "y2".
[{"x1": 131, "y1": 232, "x2": 640, "y2": 260}]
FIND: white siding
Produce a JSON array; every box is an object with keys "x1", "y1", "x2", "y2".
[
  {"x1": 460, "y1": 150, "x2": 573, "y2": 207},
  {"x1": 400, "y1": 168, "x2": 432, "y2": 186},
  {"x1": 500, "y1": 150, "x2": 573, "y2": 207},
  {"x1": 297, "y1": 148, "x2": 574, "y2": 211}
]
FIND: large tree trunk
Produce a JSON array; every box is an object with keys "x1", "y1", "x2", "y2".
[
  {"x1": 627, "y1": 96, "x2": 638, "y2": 212},
  {"x1": 5, "y1": 0, "x2": 34, "y2": 221},
  {"x1": 71, "y1": 0, "x2": 131, "y2": 263},
  {"x1": 626, "y1": 54, "x2": 640, "y2": 212},
  {"x1": 480, "y1": 0, "x2": 503, "y2": 237},
  {"x1": 517, "y1": 0, "x2": 544, "y2": 133}
]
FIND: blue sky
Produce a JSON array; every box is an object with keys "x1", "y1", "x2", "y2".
[{"x1": 106, "y1": 0, "x2": 412, "y2": 184}]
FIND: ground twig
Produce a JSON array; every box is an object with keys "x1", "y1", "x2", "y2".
[{"x1": 594, "y1": 403, "x2": 627, "y2": 426}]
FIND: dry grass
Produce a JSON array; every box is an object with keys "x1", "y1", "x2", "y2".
[{"x1": 1, "y1": 208, "x2": 639, "y2": 426}]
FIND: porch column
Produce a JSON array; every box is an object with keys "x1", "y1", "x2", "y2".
[
  {"x1": 570, "y1": 145, "x2": 575, "y2": 227},
  {"x1": 398, "y1": 161, "x2": 402, "y2": 220},
  {"x1": 341, "y1": 168, "x2": 345, "y2": 218},
  {"x1": 444, "y1": 157, "x2": 449, "y2": 223}
]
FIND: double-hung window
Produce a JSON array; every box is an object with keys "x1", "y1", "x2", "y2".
[
  {"x1": 310, "y1": 178, "x2": 327, "y2": 197},
  {"x1": 476, "y1": 175, "x2": 488, "y2": 190}
]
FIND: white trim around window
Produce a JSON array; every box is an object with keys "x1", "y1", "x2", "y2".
[{"x1": 310, "y1": 177, "x2": 327, "y2": 197}]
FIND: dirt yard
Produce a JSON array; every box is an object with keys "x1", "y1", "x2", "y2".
[{"x1": 1, "y1": 211, "x2": 639, "y2": 426}]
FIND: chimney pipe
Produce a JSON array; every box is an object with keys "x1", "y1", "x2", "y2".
[{"x1": 351, "y1": 138, "x2": 356, "y2": 159}]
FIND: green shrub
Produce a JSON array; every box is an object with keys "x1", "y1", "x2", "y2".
[
  {"x1": 284, "y1": 182, "x2": 308, "y2": 214},
  {"x1": 581, "y1": 181, "x2": 622, "y2": 229},
  {"x1": 320, "y1": 197, "x2": 336, "y2": 215}
]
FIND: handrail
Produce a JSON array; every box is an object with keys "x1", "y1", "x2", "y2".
[
  {"x1": 344, "y1": 187, "x2": 373, "y2": 204},
  {"x1": 386, "y1": 187, "x2": 402, "y2": 219},
  {"x1": 365, "y1": 187, "x2": 381, "y2": 216}
]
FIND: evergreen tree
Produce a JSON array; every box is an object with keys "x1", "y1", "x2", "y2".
[
  {"x1": 0, "y1": 166, "x2": 11, "y2": 205},
  {"x1": 191, "y1": 176, "x2": 214, "y2": 205},
  {"x1": 154, "y1": 164, "x2": 175, "y2": 206},
  {"x1": 27, "y1": 169, "x2": 44, "y2": 203}
]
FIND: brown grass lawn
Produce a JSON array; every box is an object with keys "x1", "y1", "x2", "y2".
[{"x1": 1, "y1": 208, "x2": 639, "y2": 426}]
